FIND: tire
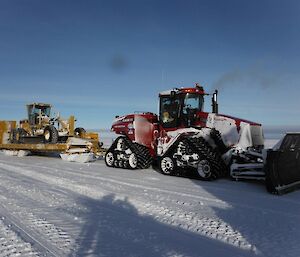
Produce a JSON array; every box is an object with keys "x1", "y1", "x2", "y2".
[
  {"x1": 105, "y1": 151, "x2": 115, "y2": 167},
  {"x1": 159, "y1": 156, "x2": 176, "y2": 175},
  {"x1": 74, "y1": 127, "x2": 86, "y2": 138},
  {"x1": 10, "y1": 129, "x2": 18, "y2": 143},
  {"x1": 10, "y1": 128, "x2": 27, "y2": 143},
  {"x1": 44, "y1": 125, "x2": 58, "y2": 143},
  {"x1": 16, "y1": 128, "x2": 27, "y2": 143}
]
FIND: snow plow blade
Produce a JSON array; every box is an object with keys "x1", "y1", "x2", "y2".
[
  {"x1": 265, "y1": 133, "x2": 300, "y2": 194},
  {"x1": 265, "y1": 150, "x2": 300, "y2": 194},
  {"x1": 60, "y1": 137, "x2": 99, "y2": 163}
]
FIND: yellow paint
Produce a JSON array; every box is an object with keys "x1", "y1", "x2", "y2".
[
  {"x1": 0, "y1": 121, "x2": 16, "y2": 144},
  {"x1": 69, "y1": 116, "x2": 75, "y2": 136}
]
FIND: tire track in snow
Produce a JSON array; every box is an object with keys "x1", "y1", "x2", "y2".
[
  {"x1": 4, "y1": 159, "x2": 299, "y2": 218},
  {"x1": 0, "y1": 218, "x2": 40, "y2": 257},
  {"x1": 0, "y1": 162, "x2": 259, "y2": 253},
  {"x1": 0, "y1": 198, "x2": 73, "y2": 257},
  {"x1": 0, "y1": 160, "x2": 227, "y2": 204},
  {"x1": 0, "y1": 160, "x2": 220, "y2": 208},
  {"x1": 0, "y1": 180, "x2": 75, "y2": 256}
]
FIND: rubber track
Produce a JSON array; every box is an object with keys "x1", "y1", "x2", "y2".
[
  {"x1": 132, "y1": 142, "x2": 153, "y2": 168},
  {"x1": 123, "y1": 137, "x2": 152, "y2": 169},
  {"x1": 186, "y1": 136, "x2": 228, "y2": 179},
  {"x1": 210, "y1": 128, "x2": 228, "y2": 154},
  {"x1": 107, "y1": 136, "x2": 152, "y2": 169}
]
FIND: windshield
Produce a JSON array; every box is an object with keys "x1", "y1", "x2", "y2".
[
  {"x1": 40, "y1": 106, "x2": 51, "y2": 116},
  {"x1": 27, "y1": 105, "x2": 51, "y2": 125},
  {"x1": 182, "y1": 93, "x2": 204, "y2": 114},
  {"x1": 159, "y1": 93, "x2": 204, "y2": 128},
  {"x1": 160, "y1": 96, "x2": 180, "y2": 127},
  {"x1": 29, "y1": 105, "x2": 51, "y2": 116}
]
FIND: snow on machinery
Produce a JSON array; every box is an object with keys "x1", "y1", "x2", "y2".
[
  {"x1": 0, "y1": 103, "x2": 104, "y2": 162},
  {"x1": 105, "y1": 84, "x2": 265, "y2": 180}
]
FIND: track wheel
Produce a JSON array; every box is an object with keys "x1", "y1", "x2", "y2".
[
  {"x1": 159, "y1": 156, "x2": 175, "y2": 175},
  {"x1": 44, "y1": 125, "x2": 58, "y2": 143},
  {"x1": 74, "y1": 127, "x2": 86, "y2": 138},
  {"x1": 123, "y1": 161, "x2": 129, "y2": 169},
  {"x1": 197, "y1": 159, "x2": 214, "y2": 180},
  {"x1": 116, "y1": 137, "x2": 126, "y2": 151},
  {"x1": 105, "y1": 151, "x2": 115, "y2": 167},
  {"x1": 128, "y1": 153, "x2": 138, "y2": 169}
]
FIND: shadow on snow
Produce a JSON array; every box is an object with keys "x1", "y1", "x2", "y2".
[
  {"x1": 69, "y1": 193, "x2": 253, "y2": 257},
  {"x1": 188, "y1": 176, "x2": 300, "y2": 257}
]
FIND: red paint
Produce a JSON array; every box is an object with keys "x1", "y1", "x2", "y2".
[{"x1": 111, "y1": 85, "x2": 262, "y2": 156}]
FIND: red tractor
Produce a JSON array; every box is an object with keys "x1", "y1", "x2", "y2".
[{"x1": 105, "y1": 84, "x2": 264, "y2": 180}]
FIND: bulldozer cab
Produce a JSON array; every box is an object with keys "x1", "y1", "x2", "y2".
[
  {"x1": 27, "y1": 103, "x2": 51, "y2": 126},
  {"x1": 159, "y1": 88, "x2": 205, "y2": 129}
]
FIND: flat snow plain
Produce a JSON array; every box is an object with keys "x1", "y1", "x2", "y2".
[{"x1": 0, "y1": 138, "x2": 299, "y2": 257}]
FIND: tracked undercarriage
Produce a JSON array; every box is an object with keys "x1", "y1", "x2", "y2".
[
  {"x1": 158, "y1": 131, "x2": 228, "y2": 180},
  {"x1": 105, "y1": 136, "x2": 152, "y2": 169}
]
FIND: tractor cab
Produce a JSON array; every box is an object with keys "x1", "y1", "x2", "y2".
[
  {"x1": 159, "y1": 85, "x2": 206, "y2": 129},
  {"x1": 27, "y1": 103, "x2": 52, "y2": 127}
]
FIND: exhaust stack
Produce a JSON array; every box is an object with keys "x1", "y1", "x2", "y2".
[{"x1": 212, "y1": 90, "x2": 218, "y2": 114}]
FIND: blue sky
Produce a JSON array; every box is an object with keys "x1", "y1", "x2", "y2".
[{"x1": 0, "y1": 0, "x2": 299, "y2": 129}]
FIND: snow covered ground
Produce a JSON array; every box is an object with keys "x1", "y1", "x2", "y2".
[{"x1": 0, "y1": 143, "x2": 300, "y2": 257}]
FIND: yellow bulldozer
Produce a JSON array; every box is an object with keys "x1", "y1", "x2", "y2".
[
  {"x1": 0, "y1": 103, "x2": 104, "y2": 163},
  {"x1": 10, "y1": 103, "x2": 88, "y2": 144}
]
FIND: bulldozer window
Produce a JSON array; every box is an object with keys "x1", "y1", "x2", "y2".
[
  {"x1": 28, "y1": 105, "x2": 51, "y2": 126},
  {"x1": 30, "y1": 106, "x2": 51, "y2": 117},
  {"x1": 160, "y1": 96, "x2": 180, "y2": 128},
  {"x1": 40, "y1": 106, "x2": 51, "y2": 116}
]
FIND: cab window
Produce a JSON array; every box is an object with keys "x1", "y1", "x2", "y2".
[
  {"x1": 182, "y1": 93, "x2": 204, "y2": 114},
  {"x1": 160, "y1": 96, "x2": 180, "y2": 128}
]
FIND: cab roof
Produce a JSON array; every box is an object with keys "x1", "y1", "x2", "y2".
[
  {"x1": 159, "y1": 85, "x2": 206, "y2": 96},
  {"x1": 27, "y1": 103, "x2": 51, "y2": 107}
]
